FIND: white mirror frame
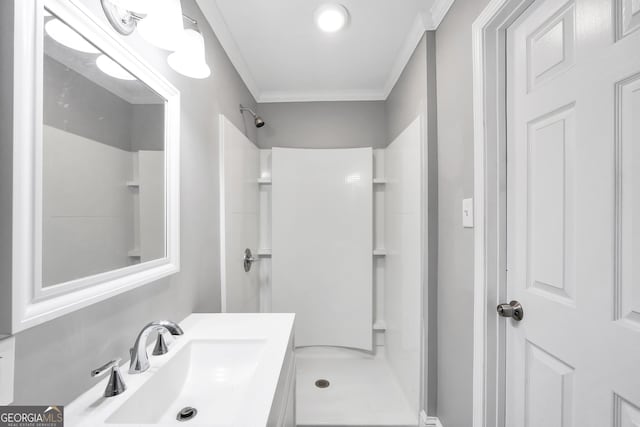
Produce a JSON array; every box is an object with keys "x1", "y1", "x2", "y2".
[{"x1": 10, "y1": 0, "x2": 180, "y2": 333}]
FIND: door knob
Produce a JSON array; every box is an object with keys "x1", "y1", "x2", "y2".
[
  {"x1": 497, "y1": 300, "x2": 524, "y2": 321},
  {"x1": 243, "y1": 248, "x2": 257, "y2": 272}
]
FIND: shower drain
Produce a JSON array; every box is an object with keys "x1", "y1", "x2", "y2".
[
  {"x1": 315, "y1": 379, "x2": 330, "y2": 388},
  {"x1": 176, "y1": 407, "x2": 198, "y2": 422}
]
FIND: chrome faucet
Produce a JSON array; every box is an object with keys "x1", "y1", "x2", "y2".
[{"x1": 129, "y1": 320, "x2": 184, "y2": 374}]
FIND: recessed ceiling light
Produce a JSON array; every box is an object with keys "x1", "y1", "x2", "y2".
[
  {"x1": 45, "y1": 19, "x2": 100, "y2": 54},
  {"x1": 96, "y1": 55, "x2": 136, "y2": 80},
  {"x1": 314, "y1": 4, "x2": 349, "y2": 33}
]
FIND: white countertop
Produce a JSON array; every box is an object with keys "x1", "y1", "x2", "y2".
[{"x1": 65, "y1": 313, "x2": 295, "y2": 427}]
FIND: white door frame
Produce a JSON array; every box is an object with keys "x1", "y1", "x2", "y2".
[{"x1": 471, "y1": 0, "x2": 536, "y2": 426}]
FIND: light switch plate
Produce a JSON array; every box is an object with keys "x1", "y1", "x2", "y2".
[
  {"x1": 462, "y1": 198, "x2": 474, "y2": 228},
  {"x1": 0, "y1": 336, "x2": 15, "y2": 405}
]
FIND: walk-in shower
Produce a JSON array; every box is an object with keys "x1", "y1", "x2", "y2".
[{"x1": 219, "y1": 114, "x2": 424, "y2": 426}]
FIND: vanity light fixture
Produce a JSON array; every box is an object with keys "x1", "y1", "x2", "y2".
[
  {"x1": 100, "y1": 0, "x2": 211, "y2": 79},
  {"x1": 109, "y1": 0, "x2": 153, "y2": 14},
  {"x1": 96, "y1": 54, "x2": 137, "y2": 80},
  {"x1": 101, "y1": 0, "x2": 184, "y2": 49},
  {"x1": 168, "y1": 16, "x2": 211, "y2": 79},
  {"x1": 136, "y1": 0, "x2": 184, "y2": 51},
  {"x1": 45, "y1": 19, "x2": 100, "y2": 54},
  {"x1": 168, "y1": 27, "x2": 211, "y2": 79},
  {"x1": 314, "y1": 4, "x2": 350, "y2": 33}
]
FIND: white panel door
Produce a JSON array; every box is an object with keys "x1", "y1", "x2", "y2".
[
  {"x1": 272, "y1": 148, "x2": 373, "y2": 350},
  {"x1": 219, "y1": 115, "x2": 260, "y2": 313},
  {"x1": 506, "y1": 0, "x2": 640, "y2": 425}
]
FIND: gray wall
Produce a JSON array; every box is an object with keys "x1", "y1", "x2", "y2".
[
  {"x1": 384, "y1": 32, "x2": 439, "y2": 416},
  {"x1": 131, "y1": 104, "x2": 165, "y2": 151},
  {"x1": 434, "y1": 0, "x2": 491, "y2": 426},
  {"x1": 256, "y1": 101, "x2": 386, "y2": 149},
  {"x1": 44, "y1": 55, "x2": 164, "y2": 152},
  {"x1": 43, "y1": 55, "x2": 134, "y2": 151},
  {"x1": 0, "y1": 0, "x2": 14, "y2": 338},
  {"x1": 4, "y1": 0, "x2": 257, "y2": 404}
]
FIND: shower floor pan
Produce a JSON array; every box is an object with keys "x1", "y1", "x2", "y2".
[{"x1": 296, "y1": 347, "x2": 418, "y2": 427}]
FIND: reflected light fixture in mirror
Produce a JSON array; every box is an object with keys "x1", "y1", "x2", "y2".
[
  {"x1": 314, "y1": 4, "x2": 349, "y2": 33},
  {"x1": 168, "y1": 26, "x2": 211, "y2": 79},
  {"x1": 137, "y1": 0, "x2": 184, "y2": 51},
  {"x1": 96, "y1": 54, "x2": 137, "y2": 80},
  {"x1": 45, "y1": 19, "x2": 100, "y2": 53}
]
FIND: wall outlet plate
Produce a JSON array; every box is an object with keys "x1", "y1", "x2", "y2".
[{"x1": 0, "y1": 336, "x2": 15, "y2": 405}]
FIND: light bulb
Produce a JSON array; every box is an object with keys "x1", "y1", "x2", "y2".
[{"x1": 314, "y1": 4, "x2": 349, "y2": 33}]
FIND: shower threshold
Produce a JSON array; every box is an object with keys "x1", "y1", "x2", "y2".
[{"x1": 296, "y1": 347, "x2": 418, "y2": 427}]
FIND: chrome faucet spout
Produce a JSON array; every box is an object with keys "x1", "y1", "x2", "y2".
[{"x1": 129, "y1": 320, "x2": 184, "y2": 374}]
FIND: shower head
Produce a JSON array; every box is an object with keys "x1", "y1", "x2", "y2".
[{"x1": 239, "y1": 104, "x2": 265, "y2": 128}]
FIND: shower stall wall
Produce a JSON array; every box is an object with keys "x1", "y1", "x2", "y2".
[{"x1": 271, "y1": 147, "x2": 373, "y2": 350}]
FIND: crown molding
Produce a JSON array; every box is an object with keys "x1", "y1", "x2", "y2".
[
  {"x1": 258, "y1": 89, "x2": 387, "y2": 103},
  {"x1": 428, "y1": 0, "x2": 456, "y2": 29},
  {"x1": 380, "y1": 14, "x2": 429, "y2": 99},
  {"x1": 379, "y1": 0, "x2": 455, "y2": 99},
  {"x1": 195, "y1": 0, "x2": 261, "y2": 100},
  {"x1": 197, "y1": 0, "x2": 455, "y2": 104}
]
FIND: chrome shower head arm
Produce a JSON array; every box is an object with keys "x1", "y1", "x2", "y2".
[{"x1": 239, "y1": 104, "x2": 258, "y2": 118}]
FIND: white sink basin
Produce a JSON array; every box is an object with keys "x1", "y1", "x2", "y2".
[
  {"x1": 66, "y1": 314, "x2": 295, "y2": 427},
  {"x1": 107, "y1": 339, "x2": 266, "y2": 425}
]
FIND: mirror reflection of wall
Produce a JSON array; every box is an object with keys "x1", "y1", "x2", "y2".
[{"x1": 42, "y1": 9, "x2": 166, "y2": 287}]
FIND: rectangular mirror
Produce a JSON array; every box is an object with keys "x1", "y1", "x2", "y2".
[
  {"x1": 43, "y1": 8, "x2": 165, "y2": 286},
  {"x1": 6, "y1": 0, "x2": 180, "y2": 334}
]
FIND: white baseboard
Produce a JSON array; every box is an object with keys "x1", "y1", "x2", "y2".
[{"x1": 420, "y1": 410, "x2": 443, "y2": 427}]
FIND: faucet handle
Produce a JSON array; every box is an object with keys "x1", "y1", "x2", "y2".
[
  {"x1": 91, "y1": 358, "x2": 121, "y2": 377},
  {"x1": 152, "y1": 331, "x2": 170, "y2": 355},
  {"x1": 91, "y1": 359, "x2": 126, "y2": 398}
]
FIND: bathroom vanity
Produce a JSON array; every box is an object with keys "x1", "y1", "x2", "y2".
[{"x1": 66, "y1": 314, "x2": 295, "y2": 427}]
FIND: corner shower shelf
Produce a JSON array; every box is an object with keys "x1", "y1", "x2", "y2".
[
  {"x1": 126, "y1": 181, "x2": 140, "y2": 188},
  {"x1": 373, "y1": 178, "x2": 387, "y2": 184},
  {"x1": 373, "y1": 321, "x2": 387, "y2": 331},
  {"x1": 256, "y1": 248, "x2": 272, "y2": 257},
  {"x1": 127, "y1": 248, "x2": 141, "y2": 257},
  {"x1": 373, "y1": 249, "x2": 387, "y2": 256},
  {"x1": 257, "y1": 177, "x2": 272, "y2": 184}
]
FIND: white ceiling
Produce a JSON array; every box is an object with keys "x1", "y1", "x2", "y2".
[{"x1": 196, "y1": 0, "x2": 454, "y2": 103}]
